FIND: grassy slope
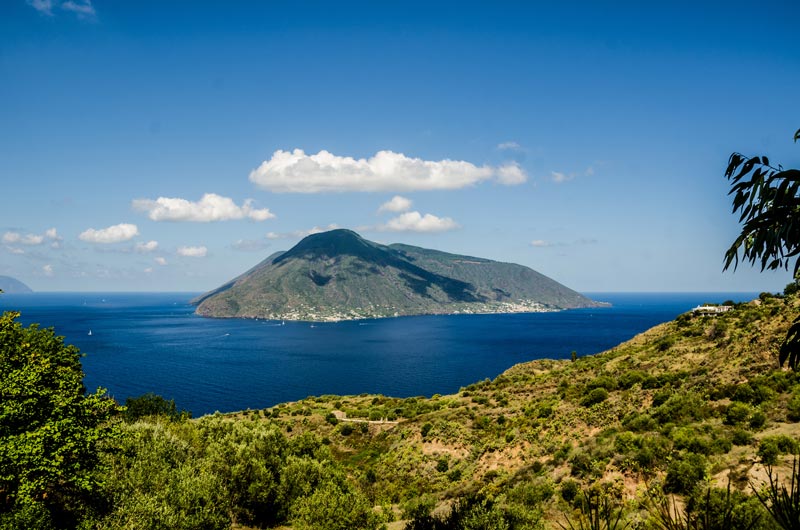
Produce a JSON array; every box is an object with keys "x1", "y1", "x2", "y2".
[{"x1": 223, "y1": 293, "x2": 800, "y2": 527}]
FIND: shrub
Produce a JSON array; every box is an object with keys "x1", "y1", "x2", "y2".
[
  {"x1": 581, "y1": 388, "x2": 609, "y2": 407},
  {"x1": 560, "y1": 479, "x2": 580, "y2": 503},
  {"x1": 420, "y1": 422, "x2": 433, "y2": 438},
  {"x1": 618, "y1": 370, "x2": 646, "y2": 389},
  {"x1": 587, "y1": 375, "x2": 617, "y2": 392},
  {"x1": 724, "y1": 402, "x2": 751, "y2": 426},
  {"x1": 664, "y1": 453, "x2": 707, "y2": 494},
  {"x1": 731, "y1": 429, "x2": 754, "y2": 446},
  {"x1": 339, "y1": 423, "x2": 354, "y2": 436}
]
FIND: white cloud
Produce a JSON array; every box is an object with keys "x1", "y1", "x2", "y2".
[
  {"x1": 378, "y1": 195, "x2": 413, "y2": 213},
  {"x1": 266, "y1": 224, "x2": 341, "y2": 240},
  {"x1": 378, "y1": 211, "x2": 459, "y2": 233},
  {"x1": 5, "y1": 246, "x2": 25, "y2": 255},
  {"x1": 496, "y1": 162, "x2": 527, "y2": 185},
  {"x1": 27, "y1": 0, "x2": 53, "y2": 15},
  {"x1": 497, "y1": 141, "x2": 522, "y2": 151},
  {"x1": 2, "y1": 232, "x2": 44, "y2": 245},
  {"x1": 42, "y1": 264, "x2": 54, "y2": 277},
  {"x1": 144, "y1": 267, "x2": 154, "y2": 274},
  {"x1": 133, "y1": 193, "x2": 275, "y2": 222},
  {"x1": 79, "y1": 223, "x2": 139, "y2": 244},
  {"x1": 154, "y1": 257, "x2": 168, "y2": 266},
  {"x1": 135, "y1": 240, "x2": 159, "y2": 253},
  {"x1": 530, "y1": 240, "x2": 552, "y2": 248},
  {"x1": 177, "y1": 246, "x2": 208, "y2": 258},
  {"x1": 249, "y1": 149, "x2": 528, "y2": 193},
  {"x1": 61, "y1": 0, "x2": 95, "y2": 17}
]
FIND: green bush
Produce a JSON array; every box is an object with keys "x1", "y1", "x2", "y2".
[
  {"x1": 758, "y1": 435, "x2": 799, "y2": 465},
  {"x1": 580, "y1": 388, "x2": 609, "y2": 407},
  {"x1": 664, "y1": 452, "x2": 707, "y2": 494},
  {"x1": 560, "y1": 479, "x2": 580, "y2": 503},
  {"x1": 724, "y1": 402, "x2": 751, "y2": 426}
]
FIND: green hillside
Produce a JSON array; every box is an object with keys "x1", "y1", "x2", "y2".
[
  {"x1": 194, "y1": 229, "x2": 602, "y2": 321},
  {"x1": 7, "y1": 289, "x2": 800, "y2": 529},
  {"x1": 244, "y1": 291, "x2": 800, "y2": 528}
]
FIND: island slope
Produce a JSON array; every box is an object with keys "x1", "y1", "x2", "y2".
[{"x1": 193, "y1": 229, "x2": 603, "y2": 321}]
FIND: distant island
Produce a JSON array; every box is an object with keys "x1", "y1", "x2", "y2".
[
  {"x1": 0, "y1": 275, "x2": 32, "y2": 294},
  {"x1": 193, "y1": 229, "x2": 605, "y2": 321}
]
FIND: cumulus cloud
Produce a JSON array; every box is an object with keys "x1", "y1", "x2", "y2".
[
  {"x1": 3, "y1": 232, "x2": 43, "y2": 245},
  {"x1": 154, "y1": 257, "x2": 168, "y2": 266},
  {"x1": 144, "y1": 267, "x2": 154, "y2": 274},
  {"x1": 496, "y1": 163, "x2": 527, "y2": 185},
  {"x1": 3, "y1": 228, "x2": 61, "y2": 247},
  {"x1": 378, "y1": 211, "x2": 459, "y2": 233},
  {"x1": 133, "y1": 193, "x2": 275, "y2": 222},
  {"x1": 249, "y1": 149, "x2": 528, "y2": 193},
  {"x1": 42, "y1": 264, "x2": 54, "y2": 277},
  {"x1": 266, "y1": 224, "x2": 341, "y2": 240},
  {"x1": 79, "y1": 223, "x2": 139, "y2": 244},
  {"x1": 134, "y1": 240, "x2": 159, "y2": 253},
  {"x1": 177, "y1": 246, "x2": 208, "y2": 258},
  {"x1": 5, "y1": 246, "x2": 25, "y2": 255},
  {"x1": 530, "y1": 240, "x2": 552, "y2": 248},
  {"x1": 378, "y1": 195, "x2": 413, "y2": 213}
]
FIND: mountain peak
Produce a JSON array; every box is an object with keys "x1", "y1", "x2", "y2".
[{"x1": 273, "y1": 229, "x2": 382, "y2": 264}]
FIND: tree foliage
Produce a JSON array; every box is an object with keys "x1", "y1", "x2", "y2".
[
  {"x1": 724, "y1": 127, "x2": 800, "y2": 369},
  {"x1": 0, "y1": 310, "x2": 119, "y2": 528}
]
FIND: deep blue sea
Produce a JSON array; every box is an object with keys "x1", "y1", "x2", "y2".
[{"x1": 0, "y1": 292, "x2": 757, "y2": 416}]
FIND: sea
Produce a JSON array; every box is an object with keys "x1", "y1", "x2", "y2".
[{"x1": 0, "y1": 292, "x2": 758, "y2": 416}]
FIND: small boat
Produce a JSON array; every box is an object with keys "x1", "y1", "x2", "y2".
[{"x1": 88, "y1": 330, "x2": 92, "y2": 336}]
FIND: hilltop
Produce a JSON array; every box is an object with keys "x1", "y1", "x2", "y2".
[
  {"x1": 0, "y1": 275, "x2": 32, "y2": 294},
  {"x1": 193, "y1": 229, "x2": 602, "y2": 321}
]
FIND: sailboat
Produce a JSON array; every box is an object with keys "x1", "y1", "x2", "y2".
[{"x1": 88, "y1": 330, "x2": 92, "y2": 336}]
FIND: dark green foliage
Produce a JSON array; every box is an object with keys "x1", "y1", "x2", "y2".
[
  {"x1": 561, "y1": 480, "x2": 580, "y2": 503},
  {"x1": 618, "y1": 371, "x2": 646, "y2": 390},
  {"x1": 652, "y1": 392, "x2": 710, "y2": 425},
  {"x1": 421, "y1": 422, "x2": 433, "y2": 438},
  {"x1": 724, "y1": 402, "x2": 751, "y2": 426},
  {"x1": 732, "y1": 429, "x2": 755, "y2": 446},
  {"x1": 622, "y1": 412, "x2": 657, "y2": 433},
  {"x1": 724, "y1": 129, "x2": 800, "y2": 369},
  {"x1": 0, "y1": 310, "x2": 119, "y2": 529},
  {"x1": 587, "y1": 376, "x2": 617, "y2": 392},
  {"x1": 664, "y1": 453, "x2": 707, "y2": 494},
  {"x1": 581, "y1": 388, "x2": 609, "y2": 407},
  {"x1": 123, "y1": 392, "x2": 188, "y2": 422},
  {"x1": 758, "y1": 436, "x2": 799, "y2": 466}
]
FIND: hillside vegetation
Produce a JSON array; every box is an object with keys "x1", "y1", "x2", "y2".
[{"x1": 5, "y1": 291, "x2": 800, "y2": 529}]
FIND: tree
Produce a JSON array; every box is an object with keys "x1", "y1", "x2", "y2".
[
  {"x1": 724, "y1": 128, "x2": 800, "y2": 369},
  {"x1": 0, "y1": 309, "x2": 119, "y2": 528}
]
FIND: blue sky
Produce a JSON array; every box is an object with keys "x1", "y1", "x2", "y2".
[{"x1": 1, "y1": 0, "x2": 798, "y2": 293}]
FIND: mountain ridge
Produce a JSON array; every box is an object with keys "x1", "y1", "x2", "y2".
[
  {"x1": 0, "y1": 276, "x2": 33, "y2": 294},
  {"x1": 193, "y1": 229, "x2": 604, "y2": 321}
]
